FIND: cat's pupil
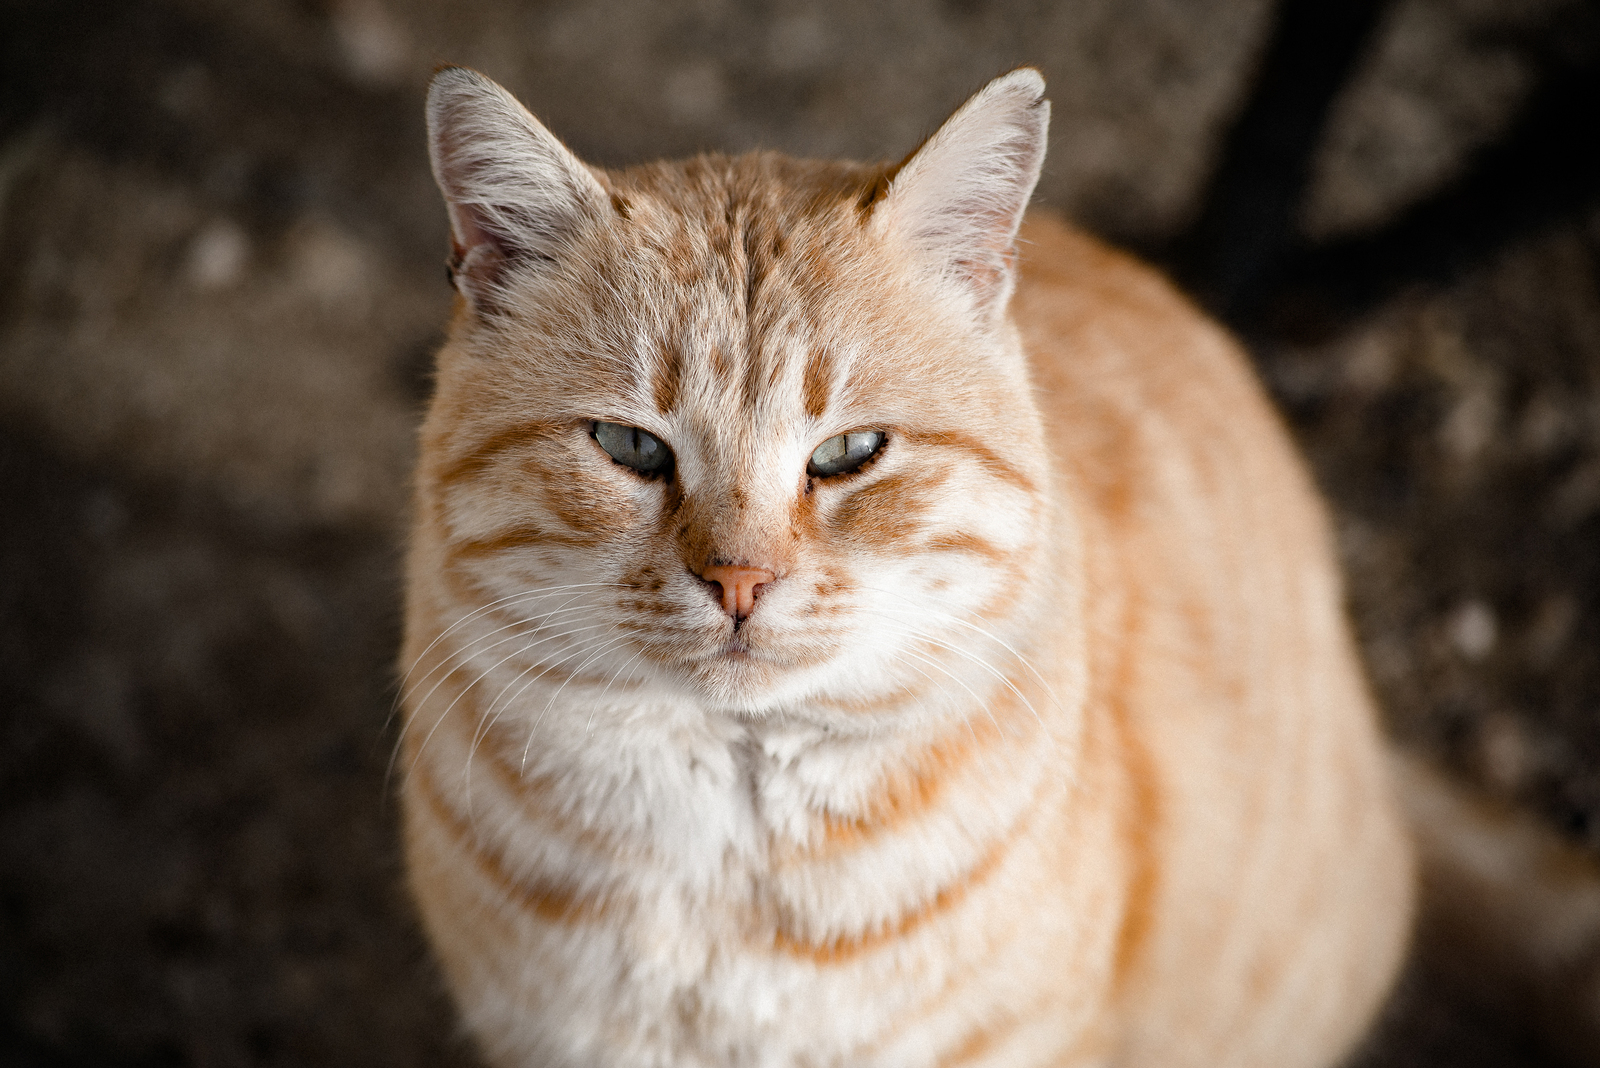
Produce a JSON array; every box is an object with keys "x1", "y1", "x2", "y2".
[
  {"x1": 594, "y1": 421, "x2": 672, "y2": 475},
  {"x1": 808, "y1": 430, "x2": 884, "y2": 477}
]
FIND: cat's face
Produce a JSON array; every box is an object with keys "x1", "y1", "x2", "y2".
[{"x1": 418, "y1": 71, "x2": 1052, "y2": 721}]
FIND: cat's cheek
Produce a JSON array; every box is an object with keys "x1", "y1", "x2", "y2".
[{"x1": 530, "y1": 468, "x2": 663, "y2": 546}]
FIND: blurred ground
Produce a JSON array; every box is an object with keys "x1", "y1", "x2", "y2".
[{"x1": 1, "y1": 0, "x2": 1597, "y2": 1065}]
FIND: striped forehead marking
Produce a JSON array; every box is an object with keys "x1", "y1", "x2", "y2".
[{"x1": 615, "y1": 170, "x2": 860, "y2": 424}]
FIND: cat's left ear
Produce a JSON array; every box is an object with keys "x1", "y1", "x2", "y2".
[
  {"x1": 427, "y1": 67, "x2": 610, "y2": 314},
  {"x1": 872, "y1": 69, "x2": 1049, "y2": 321}
]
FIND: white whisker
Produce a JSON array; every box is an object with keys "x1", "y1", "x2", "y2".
[
  {"x1": 885, "y1": 636, "x2": 1007, "y2": 736},
  {"x1": 402, "y1": 600, "x2": 600, "y2": 719},
  {"x1": 458, "y1": 626, "x2": 633, "y2": 824},
  {"x1": 405, "y1": 618, "x2": 620, "y2": 780},
  {"x1": 588, "y1": 649, "x2": 648, "y2": 735},
  {"x1": 520, "y1": 632, "x2": 638, "y2": 772},
  {"x1": 398, "y1": 582, "x2": 629, "y2": 694},
  {"x1": 385, "y1": 583, "x2": 627, "y2": 789},
  {"x1": 858, "y1": 583, "x2": 1060, "y2": 704}
]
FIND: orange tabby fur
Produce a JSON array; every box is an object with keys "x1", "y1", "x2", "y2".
[{"x1": 401, "y1": 68, "x2": 1413, "y2": 1067}]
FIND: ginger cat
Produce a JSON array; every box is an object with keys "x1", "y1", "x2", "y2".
[{"x1": 400, "y1": 67, "x2": 1414, "y2": 1067}]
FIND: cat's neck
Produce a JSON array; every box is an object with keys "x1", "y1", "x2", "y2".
[{"x1": 408, "y1": 647, "x2": 1070, "y2": 873}]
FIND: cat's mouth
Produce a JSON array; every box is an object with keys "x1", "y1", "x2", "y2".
[
  {"x1": 710, "y1": 634, "x2": 759, "y2": 662},
  {"x1": 672, "y1": 617, "x2": 833, "y2": 697},
  {"x1": 685, "y1": 629, "x2": 794, "y2": 676},
  {"x1": 672, "y1": 634, "x2": 776, "y2": 701}
]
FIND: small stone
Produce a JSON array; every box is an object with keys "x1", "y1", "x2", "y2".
[
  {"x1": 331, "y1": 0, "x2": 410, "y2": 87},
  {"x1": 1438, "y1": 386, "x2": 1496, "y2": 465},
  {"x1": 1340, "y1": 326, "x2": 1399, "y2": 393},
  {"x1": 665, "y1": 62, "x2": 727, "y2": 125},
  {"x1": 1477, "y1": 713, "x2": 1531, "y2": 792},
  {"x1": 288, "y1": 220, "x2": 374, "y2": 310},
  {"x1": 186, "y1": 219, "x2": 249, "y2": 290},
  {"x1": 1448, "y1": 599, "x2": 1497, "y2": 661}
]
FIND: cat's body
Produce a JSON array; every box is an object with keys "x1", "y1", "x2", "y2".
[{"x1": 401, "y1": 69, "x2": 1413, "y2": 1067}]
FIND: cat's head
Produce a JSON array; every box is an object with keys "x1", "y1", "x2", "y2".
[{"x1": 417, "y1": 68, "x2": 1055, "y2": 720}]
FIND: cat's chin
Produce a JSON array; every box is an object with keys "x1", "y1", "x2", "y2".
[{"x1": 676, "y1": 637, "x2": 818, "y2": 714}]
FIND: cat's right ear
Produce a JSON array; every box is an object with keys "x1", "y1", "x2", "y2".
[
  {"x1": 426, "y1": 67, "x2": 609, "y2": 314},
  {"x1": 871, "y1": 69, "x2": 1049, "y2": 323}
]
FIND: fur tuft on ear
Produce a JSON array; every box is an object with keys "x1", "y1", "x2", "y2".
[
  {"x1": 873, "y1": 69, "x2": 1049, "y2": 320},
  {"x1": 426, "y1": 67, "x2": 609, "y2": 313}
]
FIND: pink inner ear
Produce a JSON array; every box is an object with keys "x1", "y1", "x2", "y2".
[
  {"x1": 427, "y1": 69, "x2": 614, "y2": 312},
  {"x1": 446, "y1": 199, "x2": 499, "y2": 267},
  {"x1": 950, "y1": 208, "x2": 1019, "y2": 304},
  {"x1": 870, "y1": 69, "x2": 1048, "y2": 318},
  {"x1": 443, "y1": 199, "x2": 515, "y2": 310},
  {"x1": 430, "y1": 103, "x2": 522, "y2": 287}
]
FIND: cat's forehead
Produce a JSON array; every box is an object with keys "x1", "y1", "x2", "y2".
[
  {"x1": 608, "y1": 153, "x2": 888, "y2": 238},
  {"x1": 595, "y1": 154, "x2": 889, "y2": 318},
  {"x1": 476, "y1": 151, "x2": 1010, "y2": 437},
  {"x1": 546, "y1": 155, "x2": 942, "y2": 419}
]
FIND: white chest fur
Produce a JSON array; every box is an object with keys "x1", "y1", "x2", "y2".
[{"x1": 404, "y1": 669, "x2": 1088, "y2": 1068}]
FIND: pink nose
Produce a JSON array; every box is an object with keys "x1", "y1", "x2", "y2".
[{"x1": 699, "y1": 564, "x2": 775, "y2": 621}]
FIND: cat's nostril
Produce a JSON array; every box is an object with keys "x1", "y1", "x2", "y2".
[{"x1": 699, "y1": 564, "x2": 776, "y2": 621}]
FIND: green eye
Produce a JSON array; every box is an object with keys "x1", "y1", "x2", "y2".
[
  {"x1": 593, "y1": 421, "x2": 673, "y2": 476},
  {"x1": 808, "y1": 430, "x2": 884, "y2": 477}
]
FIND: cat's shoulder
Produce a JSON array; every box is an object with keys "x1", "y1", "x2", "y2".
[
  {"x1": 1014, "y1": 208, "x2": 1251, "y2": 390},
  {"x1": 1014, "y1": 209, "x2": 1198, "y2": 326},
  {"x1": 1014, "y1": 209, "x2": 1297, "y2": 508}
]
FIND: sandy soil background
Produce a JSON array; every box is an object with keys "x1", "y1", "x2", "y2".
[{"x1": 2, "y1": 0, "x2": 1598, "y2": 1064}]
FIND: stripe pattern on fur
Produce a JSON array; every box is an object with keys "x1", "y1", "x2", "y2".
[{"x1": 400, "y1": 68, "x2": 1413, "y2": 1068}]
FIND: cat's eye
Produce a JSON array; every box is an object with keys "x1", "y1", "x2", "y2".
[
  {"x1": 808, "y1": 430, "x2": 884, "y2": 478},
  {"x1": 593, "y1": 421, "x2": 673, "y2": 476}
]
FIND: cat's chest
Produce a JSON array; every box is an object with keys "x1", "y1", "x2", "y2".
[
  {"x1": 533, "y1": 705, "x2": 901, "y2": 865},
  {"x1": 491, "y1": 689, "x2": 1044, "y2": 945}
]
